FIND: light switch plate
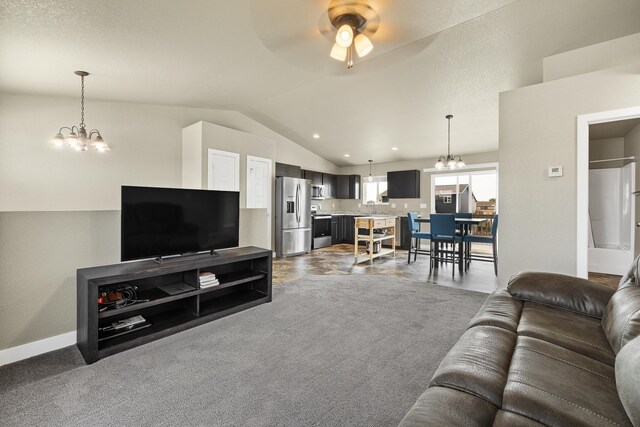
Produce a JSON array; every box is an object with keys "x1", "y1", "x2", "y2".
[
  {"x1": 404, "y1": 203, "x2": 408, "y2": 208},
  {"x1": 420, "y1": 203, "x2": 427, "y2": 209},
  {"x1": 391, "y1": 203, "x2": 396, "y2": 208},
  {"x1": 358, "y1": 203, "x2": 361, "y2": 208},
  {"x1": 548, "y1": 166, "x2": 563, "y2": 177}
]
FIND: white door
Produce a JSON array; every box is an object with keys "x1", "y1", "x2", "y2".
[
  {"x1": 247, "y1": 155, "x2": 273, "y2": 244},
  {"x1": 208, "y1": 149, "x2": 240, "y2": 191}
]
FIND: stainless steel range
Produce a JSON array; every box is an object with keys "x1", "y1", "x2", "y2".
[{"x1": 311, "y1": 205, "x2": 332, "y2": 249}]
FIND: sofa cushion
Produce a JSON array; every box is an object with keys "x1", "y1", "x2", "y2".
[
  {"x1": 507, "y1": 271, "x2": 615, "y2": 319},
  {"x1": 616, "y1": 336, "x2": 640, "y2": 426},
  {"x1": 618, "y1": 255, "x2": 640, "y2": 289},
  {"x1": 602, "y1": 285, "x2": 640, "y2": 354},
  {"x1": 518, "y1": 302, "x2": 616, "y2": 365},
  {"x1": 429, "y1": 326, "x2": 516, "y2": 407},
  {"x1": 492, "y1": 410, "x2": 545, "y2": 426},
  {"x1": 398, "y1": 386, "x2": 497, "y2": 427},
  {"x1": 502, "y1": 336, "x2": 632, "y2": 426},
  {"x1": 467, "y1": 290, "x2": 523, "y2": 333}
]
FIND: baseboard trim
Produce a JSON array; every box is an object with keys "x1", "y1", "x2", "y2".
[{"x1": 0, "y1": 331, "x2": 76, "y2": 367}]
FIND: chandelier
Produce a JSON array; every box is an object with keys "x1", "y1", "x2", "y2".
[
  {"x1": 50, "y1": 71, "x2": 109, "y2": 152},
  {"x1": 328, "y1": 2, "x2": 378, "y2": 68},
  {"x1": 435, "y1": 115, "x2": 464, "y2": 170}
]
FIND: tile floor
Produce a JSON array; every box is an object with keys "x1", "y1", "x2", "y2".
[{"x1": 273, "y1": 244, "x2": 499, "y2": 294}]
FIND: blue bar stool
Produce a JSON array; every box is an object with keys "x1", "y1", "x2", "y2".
[
  {"x1": 463, "y1": 214, "x2": 499, "y2": 276},
  {"x1": 455, "y1": 212, "x2": 473, "y2": 264},
  {"x1": 430, "y1": 213, "x2": 463, "y2": 277},
  {"x1": 407, "y1": 212, "x2": 431, "y2": 264}
]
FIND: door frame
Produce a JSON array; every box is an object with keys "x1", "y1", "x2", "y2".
[
  {"x1": 576, "y1": 106, "x2": 640, "y2": 278},
  {"x1": 246, "y1": 155, "x2": 273, "y2": 245},
  {"x1": 208, "y1": 149, "x2": 240, "y2": 191}
]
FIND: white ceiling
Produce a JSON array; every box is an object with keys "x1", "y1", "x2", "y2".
[
  {"x1": 590, "y1": 118, "x2": 640, "y2": 140},
  {"x1": 1, "y1": 0, "x2": 640, "y2": 166}
]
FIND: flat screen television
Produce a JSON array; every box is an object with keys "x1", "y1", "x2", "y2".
[{"x1": 121, "y1": 186, "x2": 240, "y2": 261}]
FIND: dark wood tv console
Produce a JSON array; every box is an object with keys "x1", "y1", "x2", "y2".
[{"x1": 77, "y1": 246, "x2": 272, "y2": 364}]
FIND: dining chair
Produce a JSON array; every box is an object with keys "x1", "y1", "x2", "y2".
[
  {"x1": 430, "y1": 213, "x2": 463, "y2": 277},
  {"x1": 455, "y1": 212, "x2": 473, "y2": 262},
  {"x1": 407, "y1": 212, "x2": 431, "y2": 264},
  {"x1": 462, "y1": 214, "x2": 498, "y2": 276}
]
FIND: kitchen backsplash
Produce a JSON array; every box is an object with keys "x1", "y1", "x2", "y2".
[{"x1": 315, "y1": 199, "x2": 429, "y2": 216}]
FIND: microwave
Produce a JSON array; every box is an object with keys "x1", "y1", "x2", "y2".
[{"x1": 311, "y1": 184, "x2": 324, "y2": 200}]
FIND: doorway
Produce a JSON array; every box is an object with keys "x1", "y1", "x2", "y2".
[
  {"x1": 247, "y1": 155, "x2": 273, "y2": 244},
  {"x1": 577, "y1": 106, "x2": 640, "y2": 278}
]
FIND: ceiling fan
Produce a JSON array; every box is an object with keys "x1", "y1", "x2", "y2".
[{"x1": 325, "y1": 1, "x2": 380, "y2": 68}]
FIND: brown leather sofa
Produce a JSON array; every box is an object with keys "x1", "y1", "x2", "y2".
[{"x1": 400, "y1": 261, "x2": 640, "y2": 426}]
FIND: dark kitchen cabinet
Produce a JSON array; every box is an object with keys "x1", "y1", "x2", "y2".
[
  {"x1": 323, "y1": 174, "x2": 337, "y2": 199},
  {"x1": 331, "y1": 216, "x2": 339, "y2": 245},
  {"x1": 337, "y1": 175, "x2": 361, "y2": 199},
  {"x1": 387, "y1": 170, "x2": 420, "y2": 199},
  {"x1": 276, "y1": 162, "x2": 302, "y2": 179},
  {"x1": 303, "y1": 170, "x2": 323, "y2": 185}
]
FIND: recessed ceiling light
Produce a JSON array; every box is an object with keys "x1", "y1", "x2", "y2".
[
  {"x1": 313, "y1": 133, "x2": 320, "y2": 139},
  {"x1": 391, "y1": 147, "x2": 398, "y2": 151},
  {"x1": 344, "y1": 154, "x2": 350, "y2": 157}
]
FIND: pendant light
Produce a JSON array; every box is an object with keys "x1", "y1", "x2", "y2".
[
  {"x1": 50, "y1": 71, "x2": 109, "y2": 152},
  {"x1": 435, "y1": 115, "x2": 464, "y2": 170},
  {"x1": 368, "y1": 160, "x2": 374, "y2": 182}
]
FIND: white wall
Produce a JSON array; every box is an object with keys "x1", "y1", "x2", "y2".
[
  {"x1": 499, "y1": 62, "x2": 640, "y2": 284},
  {"x1": 543, "y1": 32, "x2": 640, "y2": 82}
]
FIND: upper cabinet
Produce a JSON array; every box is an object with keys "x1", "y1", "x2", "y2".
[
  {"x1": 387, "y1": 170, "x2": 420, "y2": 198},
  {"x1": 302, "y1": 169, "x2": 323, "y2": 185},
  {"x1": 323, "y1": 173, "x2": 337, "y2": 199},
  {"x1": 337, "y1": 175, "x2": 361, "y2": 199},
  {"x1": 276, "y1": 162, "x2": 302, "y2": 179}
]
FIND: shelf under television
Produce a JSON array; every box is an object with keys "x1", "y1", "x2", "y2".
[
  {"x1": 97, "y1": 288, "x2": 269, "y2": 357},
  {"x1": 98, "y1": 270, "x2": 267, "y2": 319}
]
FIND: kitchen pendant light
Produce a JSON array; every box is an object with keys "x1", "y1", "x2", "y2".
[
  {"x1": 50, "y1": 71, "x2": 109, "y2": 152},
  {"x1": 435, "y1": 115, "x2": 464, "y2": 170},
  {"x1": 368, "y1": 159, "x2": 374, "y2": 182}
]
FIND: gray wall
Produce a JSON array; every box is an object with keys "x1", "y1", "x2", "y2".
[
  {"x1": 499, "y1": 62, "x2": 640, "y2": 284},
  {"x1": 589, "y1": 137, "x2": 625, "y2": 169},
  {"x1": 624, "y1": 123, "x2": 640, "y2": 257},
  {"x1": 0, "y1": 92, "x2": 338, "y2": 352}
]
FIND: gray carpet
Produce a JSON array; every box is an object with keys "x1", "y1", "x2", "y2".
[{"x1": 0, "y1": 275, "x2": 488, "y2": 426}]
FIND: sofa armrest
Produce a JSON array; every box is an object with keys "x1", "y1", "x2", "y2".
[{"x1": 507, "y1": 272, "x2": 615, "y2": 319}]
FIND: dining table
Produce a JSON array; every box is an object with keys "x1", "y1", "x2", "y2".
[{"x1": 415, "y1": 217, "x2": 488, "y2": 272}]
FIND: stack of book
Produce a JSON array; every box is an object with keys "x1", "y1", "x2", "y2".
[{"x1": 199, "y1": 272, "x2": 219, "y2": 289}]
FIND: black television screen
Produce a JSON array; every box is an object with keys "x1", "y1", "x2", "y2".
[{"x1": 121, "y1": 186, "x2": 239, "y2": 261}]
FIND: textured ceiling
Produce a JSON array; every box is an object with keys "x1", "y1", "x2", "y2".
[{"x1": 1, "y1": 0, "x2": 640, "y2": 166}]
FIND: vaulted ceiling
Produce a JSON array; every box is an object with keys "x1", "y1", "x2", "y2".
[{"x1": 1, "y1": 0, "x2": 640, "y2": 165}]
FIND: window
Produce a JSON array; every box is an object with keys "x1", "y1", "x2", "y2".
[
  {"x1": 431, "y1": 169, "x2": 498, "y2": 215},
  {"x1": 363, "y1": 176, "x2": 388, "y2": 204}
]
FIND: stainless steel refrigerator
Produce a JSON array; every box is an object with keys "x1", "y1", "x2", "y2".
[{"x1": 275, "y1": 177, "x2": 312, "y2": 257}]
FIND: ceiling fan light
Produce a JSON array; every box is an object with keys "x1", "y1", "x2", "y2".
[
  {"x1": 354, "y1": 34, "x2": 373, "y2": 57},
  {"x1": 330, "y1": 43, "x2": 348, "y2": 61},
  {"x1": 335, "y1": 24, "x2": 353, "y2": 48}
]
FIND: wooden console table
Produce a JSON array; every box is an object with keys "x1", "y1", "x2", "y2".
[{"x1": 354, "y1": 216, "x2": 396, "y2": 263}]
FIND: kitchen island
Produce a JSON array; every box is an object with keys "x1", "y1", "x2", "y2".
[{"x1": 354, "y1": 216, "x2": 396, "y2": 264}]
